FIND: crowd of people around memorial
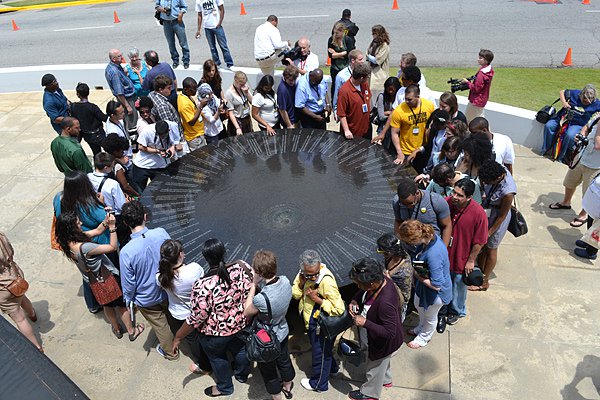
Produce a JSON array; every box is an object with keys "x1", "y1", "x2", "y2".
[{"x1": 1, "y1": 3, "x2": 598, "y2": 400}]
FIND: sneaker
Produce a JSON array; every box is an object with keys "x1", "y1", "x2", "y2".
[
  {"x1": 235, "y1": 375, "x2": 248, "y2": 384},
  {"x1": 348, "y1": 390, "x2": 377, "y2": 400},
  {"x1": 383, "y1": 382, "x2": 393, "y2": 388},
  {"x1": 172, "y1": 62, "x2": 179, "y2": 69},
  {"x1": 88, "y1": 307, "x2": 101, "y2": 314},
  {"x1": 446, "y1": 314, "x2": 460, "y2": 325},
  {"x1": 575, "y1": 239, "x2": 588, "y2": 248},
  {"x1": 183, "y1": 63, "x2": 190, "y2": 69},
  {"x1": 436, "y1": 316, "x2": 447, "y2": 333},
  {"x1": 300, "y1": 378, "x2": 317, "y2": 391},
  {"x1": 574, "y1": 247, "x2": 597, "y2": 260},
  {"x1": 156, "y1": 344, "x2": 179, "y2": 361}
]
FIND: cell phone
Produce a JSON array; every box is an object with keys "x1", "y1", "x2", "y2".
[
  {"x1": 412, "y1": 260, "x2": 429, "y2": 278},
  {"x1": 108, "y1": 210, "x2": 116, "y2": 215}
]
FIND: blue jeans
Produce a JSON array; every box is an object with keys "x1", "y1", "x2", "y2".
[
  {"x1": 308, "y1": 310, "x2": 338, "y2": 391},
  {"x1": 542, "y1": 118, "x2": 582, "y2": 162},
  {"x1": 162, "y1": 20, "x2": 190, "y2": 65},
  {"x1": 205, "y1": 26, "x2": 234, "y2": 67},
  {"x1": 199, "y1": 333, "x2": 250, "y2": 395},
  {"x1": 449, "y1": 272, "x2": 467, "y2": 317}
]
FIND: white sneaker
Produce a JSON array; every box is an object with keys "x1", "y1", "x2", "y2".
[{"x1": 300, "y1": 378, "x2": 316, "y2": 391}]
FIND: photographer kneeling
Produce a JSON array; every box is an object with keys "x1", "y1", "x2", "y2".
[
  {"x1": 549, "y1": 114, "x2": 600, "y2": 231},
  {"x1": 541, "y1": 85, "x2": 600, "y2": 162}
]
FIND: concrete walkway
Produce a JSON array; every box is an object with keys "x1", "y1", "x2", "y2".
[{"x1": 0, "y1": 90, "x2": 598, "y2": 400}]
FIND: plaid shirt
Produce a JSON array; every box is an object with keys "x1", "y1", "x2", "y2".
[
  {"x1": 149, "y1": 91, "x2": 183, "y2": 135},
  {"x1": 105, "y1": 62, "x2": 135, "y2": 98}
]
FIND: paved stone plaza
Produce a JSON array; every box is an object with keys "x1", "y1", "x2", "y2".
[{"x1": 0, "y1": 90, "x2": 598, "y2": 400}]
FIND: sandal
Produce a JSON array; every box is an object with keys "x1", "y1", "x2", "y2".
[
  {"x1": 128, "y1": 323, "x2": 145, "y2": 342},
  {"x1": 407, "y1": 340, "x2": 422, "y2": 349},
  {"x1": 570, "y1": 217, "x2": 587, "y2": 227},
  {"x1": 549, "y1": 202, "x2": 571, "y2": 210},
  {"x1": 28, "y1": 310, "x2": 38, "y2": 322},
  {"x1": 468, "y1": 281, "x2": 489, "y2": 291},
  {"x1": 111, "y1": 326, "x2": 123, "y2": 339},
  {"x1": 204, "y1": 386, "x2": 227, "y2": 397},
  {"x1": 281, "y1": 381, "x2": 294, "y2": 399}
]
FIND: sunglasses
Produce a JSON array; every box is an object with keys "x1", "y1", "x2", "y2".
[{"x1": 300, "y1": 270, "x2": 319, "y2": 279}]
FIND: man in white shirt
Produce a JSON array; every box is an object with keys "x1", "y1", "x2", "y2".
[
  {"x1": 254, "y1": 15, "x2": 290, "y2": 76},
  {"x1": 195, "y1": 0, "x2": 234, "y2": 68},
  {"x1": 289, "y1": 37, "x2": 319, "y2": 76},
  {"x1": 88, "y1": 152, "x2": 127, "y2": 215},
  {"x1": 469, "y1": 117, "x2": 515, "y2": 174},
  {"x1": 393, "y1": 66, "x2": 437, "y2": 108},
  {"x1": 133, "y1": 120, "x2": 179, "y2": 191}
]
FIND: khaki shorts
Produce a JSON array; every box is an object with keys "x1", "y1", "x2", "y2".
[
  {"x1": 563, "y1": 163, "x2": 600, "y2": 195},
  {"x1": 465, "y1": 103, "x2": 485, "y2": 123},
  {"x1": 0, "y1": 289, "x2": 22, "y2": 314}
]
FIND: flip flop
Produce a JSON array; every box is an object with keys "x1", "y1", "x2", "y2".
[
  {"x1": 111, "y1": 326, "x2": 123, "y2": 339},
  {"x1": 204, "y1": 386, "x2": 227, "y2": 397},
  {"x1": 281, "y1": 381, "x2": 294, "y2": 399},
  {"x1": 570, "y1": 217, "x2": 587, "y2": 227},
  {"x1": 128, "y1": 323, "x2": 145, "y2": 342},
  {"x1": 549, "y1": 202, "x2": 571, "y2": 210}
]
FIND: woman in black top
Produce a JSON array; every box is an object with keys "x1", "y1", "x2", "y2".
[{"x1": 70, "y1": 82, "x2": 107, "y2": 156}]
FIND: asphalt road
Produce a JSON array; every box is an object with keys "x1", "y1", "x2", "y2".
[{"x1": 1, "y1": 0, "x2": 599, "y2": 69}]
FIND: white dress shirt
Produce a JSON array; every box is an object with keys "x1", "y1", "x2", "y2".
[
  {"x1": 87, "y1": 172, "x2": 126, "y2": 215},
  {"x1": 254, "y1": 21, "x2": 289, "y2": 59}
]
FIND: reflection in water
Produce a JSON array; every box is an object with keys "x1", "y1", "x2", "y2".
[{"x1": 141, "y1": 129, "x2": 414, "y2": 286}]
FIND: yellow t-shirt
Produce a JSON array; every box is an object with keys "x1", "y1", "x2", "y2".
[
  {"x1": 389, "y1": 98, "x2": 435, "y2": 155},
  {"x1": 177, "y1": 94, "x2": 204, "y2": 141}
]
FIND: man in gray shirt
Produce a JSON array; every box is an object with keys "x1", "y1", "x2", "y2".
[{"x1": 393, "y1": 177, "x2": 452, "y2": 246}]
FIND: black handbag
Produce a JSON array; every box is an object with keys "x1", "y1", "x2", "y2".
[
  {"x1": 535, "y1": 98, "x2": 559, "y2": 124},
  {"x1": 244, "y1": 293, "x2": 281, "y2": 363},
  {"x1": 507, "y1": 197, "x2": 528, "y2": 237},
  {"x1": 318, "y1": 307, "x2": 354, "y2": 340},
  {"x1": 154, "y1": 10, "x2": 163, "y2": 25},
  {"x1": 369, "y1": 93, "x2": 382, "y2": 125},
  {"x1": 337, "y1": 327, "x2": 366, "y2": 367}
]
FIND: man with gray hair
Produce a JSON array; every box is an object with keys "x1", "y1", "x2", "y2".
[
  {"x1": 288, "y1": 37, "x2": 319, "y2": 76},
  {"x1": 542, "y1": 84, "x2": 600, "y2": 162},
  {"x1": 105, "y1": 49, "x2": 138, "y2": 131},
  {"x1": 292, "y1": 250, "x2": 345, "y2": 393}
]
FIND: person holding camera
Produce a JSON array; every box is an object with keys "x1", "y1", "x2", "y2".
[
  {"x1": 155, "y1": 0, "x2": 191, "y2": 69},
  {"x1": 132, "y1": 120, "x2": 178, "y2": 191},
  {"x1": 199, "y1": 83, "x2": 226, "y2": 144},
  {"x1": 254, "y1": 15, "x2": 291, "y2": 76},
  {"x1": 541, "y1": 85, "x2": 600, "y2": 163},
  {"x1": 549, "y1": 114, "x2": 600, "y2": 230},
  {"x1": 295, "y1": 68, "x2": 331, "y2": 129},
  {"x1": 398, "y1": 220, "x2": 452, "y2": 349},
  {"x1": 292, "y1": 250, "x2": 345, "y2": 393},
  {"x1": 436, "y1": 178, "x2": 488, "y2": 333},
  {"x1": 289, "y1": 37, "x2": 319, "y2": 77},
  {"x1": 178, "y1": 77, "x2": 210, "y2": 151},
  {"x1": 347, "y1": 257, "x2": 404, "y2": 400},
  {"x1": 463, "y1": 49, "x2": 494, "y2": 123},
  {"x1": 149, "y1": 74, "x2": 184, "y2": 136}
]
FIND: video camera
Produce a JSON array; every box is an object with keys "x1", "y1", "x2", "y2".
[
  {"x1": 447, "y1": 75, "x2": 476, "y2": 93},
  {"x1": 280, "y1": 45, "x2": 303, "y2": 66}
]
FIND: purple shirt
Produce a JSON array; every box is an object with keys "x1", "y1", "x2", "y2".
[{"x1": 277, "y1": 80, "x2": 297, "y2": 124}]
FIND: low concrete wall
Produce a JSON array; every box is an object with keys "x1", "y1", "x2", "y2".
[{"x1": 0, "y1": 64, "x2": 544, "y2": 150}]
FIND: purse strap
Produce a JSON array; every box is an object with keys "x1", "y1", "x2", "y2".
[{"x1": 259, "y1": 292, "x2": 274, "y2": 325}]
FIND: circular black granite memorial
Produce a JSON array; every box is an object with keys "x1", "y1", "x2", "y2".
[{"x1": 141, "y1": 129, "x2": 414, "y2": 286}]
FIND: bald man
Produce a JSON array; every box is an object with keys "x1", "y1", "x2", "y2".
[
  {"x1": 105, "y1": 49, "x2": 138, "y2": 130},
  {"x1": 289, "y1": 37, "x2": 319, "y2": 76}
]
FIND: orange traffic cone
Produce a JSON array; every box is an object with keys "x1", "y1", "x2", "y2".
[
  {"x1": 326, "y1": 55, "x2": 331, "y2": 66},
  {"x1": 561, "y1": 48, "x2": 573, "y2": 67},
  {"x1": 113, "y1": 11, "x2": 121, "y2": 23},
  {"x1": 240, "y1": 2, "x2": 247, "y2": 15},
  {"x1": 11, "y1": 20, "x2": 20, "y2": 31},
  {"x1": 392, "y1": 0, "x2": 399, "y2": 10},
  {"x1": 582, "y1": 0, "x2": 590, "y2": 4}
]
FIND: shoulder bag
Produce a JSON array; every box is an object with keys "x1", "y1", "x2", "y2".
[
  {"x1": 79, "y1": 245, "x2": 122, "y2": 305},
  {"x1": 507, "y1": 196, "x2": 528, "y2": 238},
  {"x1": 244, "y1": 292, "x2": 282, "y2": 363},
  {"x1": 535, "y1": 98, "x2": 560, "y2": 124},
  {"x1": 316, "y1": 275, "x2": 354, "y2": 340},
  {"x1": 369, "y1": 93, "x2": 382, "y2": 125}
]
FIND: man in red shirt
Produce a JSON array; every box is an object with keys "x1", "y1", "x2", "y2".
[
  {"x1": 437, "y1": 178, "x2": 488, "y2": 333},
  {"x1": 337, "y1": 62, "x2": 372, "y2": 140}
]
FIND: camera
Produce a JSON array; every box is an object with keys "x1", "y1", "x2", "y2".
[
  {"x1": 108, "y1": 209, "x2": 116, "y2": 215},
  {"x1": 575, "y1": 134, "x2": 589, "y2": 147},
  {"x1": 280, "y1": 46, "x2": 302, "y2": 66},
  {"x1": 165, "y1": 150, "x2": 173, "y2": 158},
  {"x1": 447, "y1": 75, "x2": 476, "y2": 93},
  {"x1": 164, "y1": 7, "x2": 171, "y2": 14}
]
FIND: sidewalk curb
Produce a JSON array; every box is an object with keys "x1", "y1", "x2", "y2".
[{"x1": 0, "y1": 0, "x2": 124, "y2": 13}]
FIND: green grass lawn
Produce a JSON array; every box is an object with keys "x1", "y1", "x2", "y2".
[{"x1": 319, "y1": 66, "x2": 598, "y2": 111}]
